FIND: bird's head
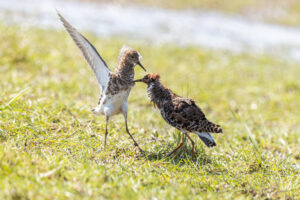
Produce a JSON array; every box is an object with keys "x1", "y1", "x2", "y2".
[
  {"x1": 134, "y1": 73, "x2": 160, "y2": 85},
  {"x1": 119, "y1": 46, "x2": 146, "y2": 71}
]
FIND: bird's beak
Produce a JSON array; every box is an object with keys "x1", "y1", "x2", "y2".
[
  {"x1": 137, "y1": 62, "x2": 146, "y2": 72},
  {"x1": 133, "y1": 78, "x2": 143, "y2": 83}
]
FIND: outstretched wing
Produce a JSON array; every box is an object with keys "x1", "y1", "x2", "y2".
[{"x1": 57, "y1": 11, "x2": 110, "y2": 91}]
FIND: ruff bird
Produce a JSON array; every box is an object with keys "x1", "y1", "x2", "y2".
[
  {"x1": 134, "y1": 74, "x2": 222, "y2": 159},
  {"x1": 58, "y1": 12, "x2": 146, "y2": 153}
]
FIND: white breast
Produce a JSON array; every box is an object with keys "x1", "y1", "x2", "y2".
[{"x1": 97, "y1": 88, "x2": 131, "y2": 116}]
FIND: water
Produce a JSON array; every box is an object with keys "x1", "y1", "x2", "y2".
[{"x1": 1, "y1": 0, "x2": 300, "y2": 60}]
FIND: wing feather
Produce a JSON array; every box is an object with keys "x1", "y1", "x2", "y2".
[
  {"x1": 163, "y1": 97, "x2": 222, "y2": 133},
  {"x1": 57, "y1": 11, "x2": 110, "y2": 90}
]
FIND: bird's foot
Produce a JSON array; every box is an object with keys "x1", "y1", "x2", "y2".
[
  {"x1": 134, "y1": 143, "x2": 145, "y2": 155},
  {"x1": 137, "y1": 147, "x2": 145, "y2": 154}
]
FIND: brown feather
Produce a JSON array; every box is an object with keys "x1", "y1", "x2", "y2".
[{"x1": 141, "y1": 74, "x2": 222, "y2": 134}]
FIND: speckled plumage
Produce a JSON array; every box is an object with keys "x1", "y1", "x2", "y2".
[
  {"x1": 135, "y1": 74, "x2": 222, "y2": 159},
  {"x1": 58, "y1": 12, "x2": 146, "y2": 152}
]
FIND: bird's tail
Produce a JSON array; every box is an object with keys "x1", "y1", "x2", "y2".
[
  {"x1": 196, "y1": 132, "x2": 216, "y2": 147},
  {"x1": 199, "y1": 121, "x2": 223, "y2": 133}
]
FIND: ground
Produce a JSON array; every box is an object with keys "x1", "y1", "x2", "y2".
[{"x1": 0, "y1": 24, "x2": 299, "y2": 199}]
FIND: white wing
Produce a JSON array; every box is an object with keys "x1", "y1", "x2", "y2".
[{"x1": 57, "y1": 11, "x2": 110, "y2": 90}]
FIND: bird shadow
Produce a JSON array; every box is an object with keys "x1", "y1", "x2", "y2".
[{"x1": 140, "y1": 141, "x2": 212, "y2": 167}]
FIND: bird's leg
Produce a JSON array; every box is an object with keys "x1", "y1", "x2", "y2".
[
  {"x1": 124, "y1": 113, "x2": 144, "y2": 154},
  {"x1": 104, "y1": 116, "x2": 109, "y2": 147},
  {"x1": 166, "y1": 133, "x2": 185, "y2": 158},
  {"x1": 184, "y1": 132, "x2": 195, "y2": 160}
]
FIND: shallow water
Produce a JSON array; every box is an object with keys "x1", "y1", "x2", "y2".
[{"x1": 1, "y1": 0, "x2": 300, "y2": 60}]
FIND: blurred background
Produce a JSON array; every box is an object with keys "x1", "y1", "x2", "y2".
[{"x1": 1, "y1": 0, "x2": 300, "y2": 59}]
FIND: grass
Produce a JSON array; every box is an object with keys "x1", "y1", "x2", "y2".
[
  {"x1": 0, "y1": 24, "x2": 299, "y2": 199},
  {"x1": 82, "y1": 0, "x2": 300, "y2": 26}
]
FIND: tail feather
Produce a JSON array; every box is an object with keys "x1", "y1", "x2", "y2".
[
  {"x1": 211, "y1": 123, "x2": 222, "y2": 133},
  {"x1": 199, "y1": 121, "x2": 222, "y2": 133},
  {"x1": 196, "y1": 132, "x2": 216, "y2": 147}
]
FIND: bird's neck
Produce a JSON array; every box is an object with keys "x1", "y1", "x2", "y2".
[
  {"x1": 117, "y1": 59, "x2": 134, "y2": 82},
  {"x1": 147, "y1": 81, "x2": 172, "y2": 108}
]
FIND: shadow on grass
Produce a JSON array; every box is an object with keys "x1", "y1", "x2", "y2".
[{"x1": 142, "y1": 138, "x2": 212, "y2": 166}]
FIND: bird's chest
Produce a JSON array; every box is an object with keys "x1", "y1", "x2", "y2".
[
  {"x1": 147, "y1": 83, "x2": 154, "y2": 100},
  {"x1": 108, "y1": 89, "x2": 131, "y2": 105},
  {"x1": 100, "y1": 88, "x2": 131, "y2": 115},
  {"x1": 106, "y1": 75, "x2": 134, "y2": 96}
]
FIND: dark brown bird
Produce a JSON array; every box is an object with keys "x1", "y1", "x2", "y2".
[
  {"x1": 57, "y1": 11, "x2": 146, "y2": 153},
  {"x1": 134, "y1": 74, "x2": 222, "y2": 159}
]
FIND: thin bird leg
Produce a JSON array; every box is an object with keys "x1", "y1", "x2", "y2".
[
  {"x1": 124, "y1": 113, "x2": 144, "y2": 153},
  {"x1": 104, "y1": 116, "x2": 109, "y2": 147},
  {"x1": 184, "y1": 132, "x2": 195, "y2": 160},
  {"x1": 166, "y1": 133, "x2": 185, "y2": 157}
]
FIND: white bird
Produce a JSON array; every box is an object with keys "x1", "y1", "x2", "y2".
[{"x1": 57, "y1": 11, "x2": 146, "y2": 153}]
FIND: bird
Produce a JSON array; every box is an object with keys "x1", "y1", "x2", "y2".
[
  {"x1": 134, "y1": 73, "x2": 222, "y2": 159},
  {"x1": 57, "y1": 11, "x2": 146, "y2": 153}
]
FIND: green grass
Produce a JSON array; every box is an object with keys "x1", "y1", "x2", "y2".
[{"x1": 0, "y1": 24, "x2": 299, "y2": 199}]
